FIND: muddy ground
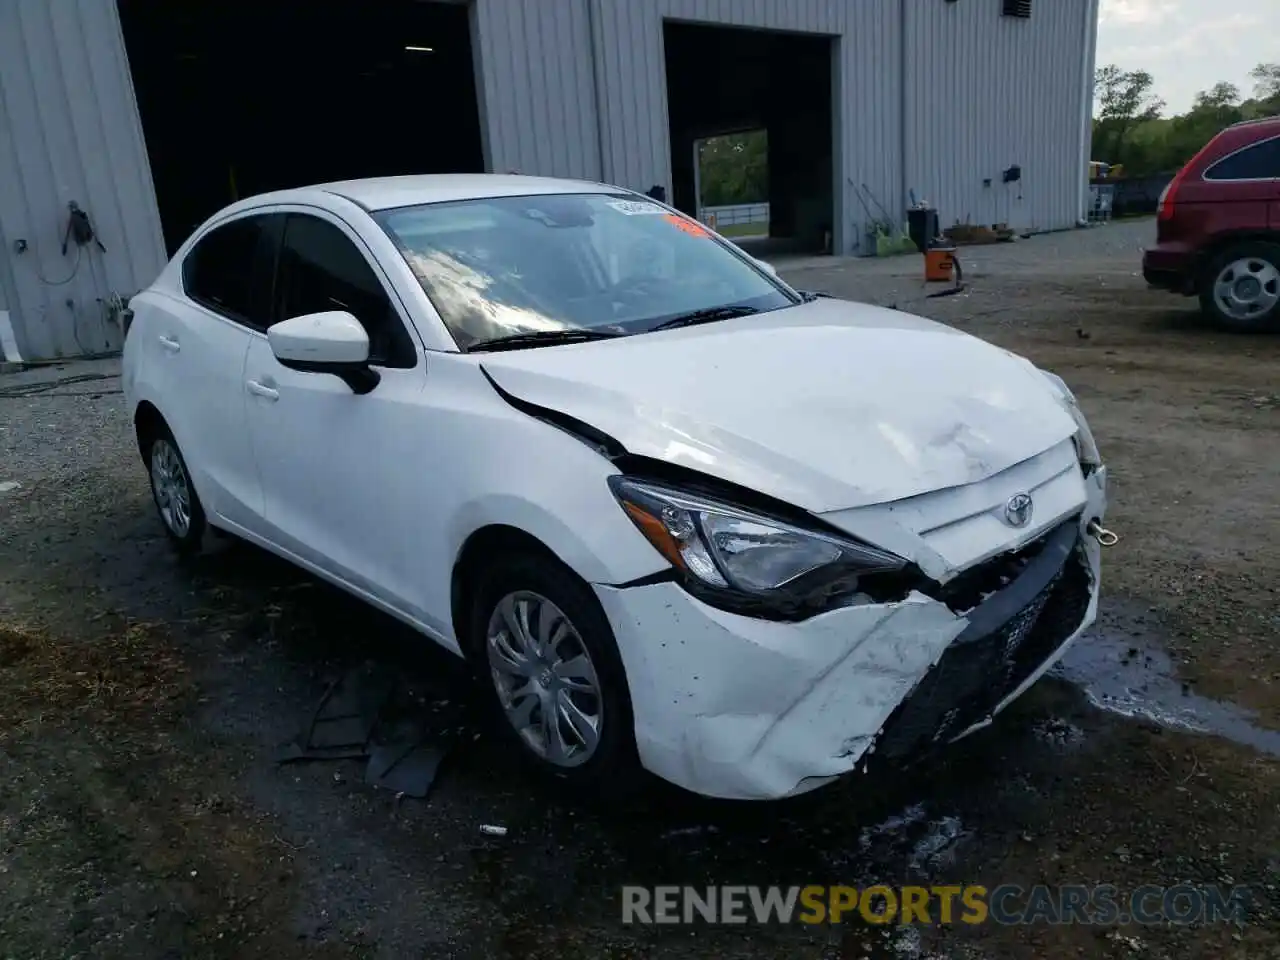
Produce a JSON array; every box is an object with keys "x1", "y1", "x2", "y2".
[{"x1": 1, "y1": 219, "x2": 1278, "y2": 959}]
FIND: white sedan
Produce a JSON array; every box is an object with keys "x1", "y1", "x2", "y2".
[{"x1": 122, "y1": 175, "x2": 1112, "y2": 800}]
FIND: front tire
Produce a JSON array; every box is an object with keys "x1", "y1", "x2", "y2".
[
  {"x1": 469, "y1": 551, "x2": 638, "y2": 792},
  {"x1": 145, "y1": 426, "x2": 207, "y2": 555},
  {"x1": 1199, "y1": 241, "x2": 1280, "y2": 333}
]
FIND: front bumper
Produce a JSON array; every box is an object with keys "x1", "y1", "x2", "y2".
[{"x1": 595, "y1": 467, "x2": 1107, "y2": 801}]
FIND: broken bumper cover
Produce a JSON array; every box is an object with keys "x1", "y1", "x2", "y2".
[{"x1": 595, "y1": 472, "x2": 1105, "y2": 801}]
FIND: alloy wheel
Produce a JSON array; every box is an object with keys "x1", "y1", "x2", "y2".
[
  {"x1": 1213, "y1": 256, "x2": 1280, "y2": 322},
  {"x1": 150, "y1": 438, "x2": 192, "y2": 538},
  {"x1": 485, "y1": 590, "x2": 604, "y2": 768}
]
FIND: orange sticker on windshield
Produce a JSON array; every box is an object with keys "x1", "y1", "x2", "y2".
[{"x1": 664, "y1": 214, "x2": 710, "y2": 237}]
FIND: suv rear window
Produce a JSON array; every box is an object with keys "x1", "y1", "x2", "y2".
[{"x1": 1204, "y1": 135, "x2": 1280, "y2": 181}]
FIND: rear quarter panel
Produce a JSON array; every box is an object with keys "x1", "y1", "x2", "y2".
[
  {"x1": 1166, "y1": 126, "x2": 1280, "y2": 259},
  {"x1": 121, "y1": 289, "x2": 169, "y2": 425}
]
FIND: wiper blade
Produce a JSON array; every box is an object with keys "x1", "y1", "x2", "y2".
[
  {"x1": 648, "y1": 304, "x2": 761, "y2": 332},
  {"x1": 467, "y1": 328, "x2": 624, "y2": 353}
]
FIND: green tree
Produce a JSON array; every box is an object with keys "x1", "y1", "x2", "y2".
[
  {"x1": 1195, "y1": 82, "x2": 1242, "y2": 111},
  {"x1": 1090, "y1": 65, "x2": 1280, "y2": 177},
  {"x1": 1093, "y1": 65, "x2": 1165, "y2": 161},
  {"x1": 1250, "y1": 62, "x2": 1280, "y2": 101},
  {"x1": 1156, "y1": 82, "x2": 1245, "y2": 169},
  {"x1": 697, "y1": 131, "x2": 767, "y2": 207},
  {"x1": 1247, "y1": 62, "x2": 1280, "y2": 116}
]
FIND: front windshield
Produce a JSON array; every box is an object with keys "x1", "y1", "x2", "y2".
[{"x1": 374, "y1": 192, "x2": 796, "y2": 349}]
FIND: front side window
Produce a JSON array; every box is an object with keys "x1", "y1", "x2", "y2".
[
  {"x1": 1204, "y1": 136, "x2": 1280, "y2": 180},
  {"x1": 182, "y1": 215, "x2": 274, "y2": 328},
  {"x1": 275, "y1": 214, "x2": 416, "y2": 368},
  {"x1": 374, "y1": 193, "x2": 796, "y2": 350}
]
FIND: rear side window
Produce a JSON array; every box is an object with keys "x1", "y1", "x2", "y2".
[
  {"x1": 1204, "y1": 135, "x2": 1280, "y2": 181},
  {"x1": 274, "y1": 214, "x2": 415, "y2": 368},
  {"x1": 183, "y1": 215, "x2": 274, "y2": 328}
]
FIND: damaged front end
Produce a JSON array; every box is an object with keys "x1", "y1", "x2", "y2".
[
  {"x1": 478, "y1": 354, "x2": 1115, "y2": 800},
  {"x1": 867, "y1": 515, "x2": 1096, "y2": 769},
  {"x1": 594, "y1": 462, "x2": 1112, "y2": 801}
]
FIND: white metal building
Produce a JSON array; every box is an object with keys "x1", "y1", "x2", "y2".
[{"x1": 0, "y1": 0, "x2": 1099, "y2": 362}]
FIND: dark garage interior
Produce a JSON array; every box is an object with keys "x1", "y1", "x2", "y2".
[
  {"x1": 663, "y1": 22, "x2": 835, "y2": 255},
  {"x1": 118, "y1": 0, "x2": 484, "y2": 254}
]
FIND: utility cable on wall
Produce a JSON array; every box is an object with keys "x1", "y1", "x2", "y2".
[
  {"x1": 21, "y1": 201, "x2": 128, "y2": 355},
  {"x1": 33, "y1": 240, "x2": 82, "y2": 286}
]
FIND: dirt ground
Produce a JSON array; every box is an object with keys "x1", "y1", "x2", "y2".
[{"x1": 1, "y1": 219, "x2": 1278, "y2": 959}]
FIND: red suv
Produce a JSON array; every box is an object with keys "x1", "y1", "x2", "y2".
[{"x1": 1142, "y1": 116, "x2": 1280, "y2": 331}]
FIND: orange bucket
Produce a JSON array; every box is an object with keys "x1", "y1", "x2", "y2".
[{"x1": 925, "y1": 246, "x2": 955, "y2": 283}]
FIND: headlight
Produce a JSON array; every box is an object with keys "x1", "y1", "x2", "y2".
[
  {"x1": 609, "y1": 476, "x2": 907, "y2": 616},
  {"x1": 1071, "y1": 411, "x2": 1101, "y2": 467},
  {"x1": 1038, "y1": 368, "x2": 1101, "y2": 468}
]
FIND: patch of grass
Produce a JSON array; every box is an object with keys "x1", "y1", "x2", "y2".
[
  {"x1": 0, "y1": 619, "x2": 188, "y2": 742},
  {"x1": 0, "y1": 625, "x2": 36, "y2": 668},
  {"x1": 0, "y1": 618, "x2": 304, "y2": 955},
  {"x1": 716, "y1": 221, "x2": 768, "y2": 238}
]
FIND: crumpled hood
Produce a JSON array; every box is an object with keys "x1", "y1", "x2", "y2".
[{"x1": 479, "y1": 298, "x2": 1078, "y2": 512}]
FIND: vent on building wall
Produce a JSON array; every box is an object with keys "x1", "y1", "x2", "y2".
[{"x1": 1002, "y1": 0, "x2": 1032, "y2": 17}]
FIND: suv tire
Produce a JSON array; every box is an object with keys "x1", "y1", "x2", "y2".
[{"x1": 1199, "y1": 241, "x2": 1280, "y2": 333}]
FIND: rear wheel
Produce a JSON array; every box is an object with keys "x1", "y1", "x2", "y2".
[
  {"x1": 145, "y1": 425, "x2": 207, "y2": 554},
  {"x1": 1199, "y1": 241, "x2": 1280, "y2": 333}
]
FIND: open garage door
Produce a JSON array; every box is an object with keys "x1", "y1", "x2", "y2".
[
  {"x1": 664, "y1": 22, "x2": 836, "y2": 257},
  {"x1": 119, "y1": 0, "x2": 485, "y2": 254}
]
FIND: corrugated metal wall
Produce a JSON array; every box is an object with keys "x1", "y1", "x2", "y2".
[
  {"x1": 0, "y1": 0, "x2": 167, "y2": 361},
  {"x1": 474, "y1": 0, "x2": 901, "y2": 255},
  {"x1": 470, "y1": 0, "x2": 602, "y2": 180},
  {"x1": 903, "y1": 0, "x2": 1095, "y2": 234},
  {"x1": 0, "y1": 0, "x2": 1096, "y2": 361},
  {"x1": 472, "y1": 0, "x2": 1094, "y2": 254},
  {"x1": 591, "y1": 0, "x2": 903, "y2": 258}
]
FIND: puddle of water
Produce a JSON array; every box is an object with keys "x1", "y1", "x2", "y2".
[
  {"x1": 0, "y1": 480, "x2": 20, "y2": 494},
  {"x1": 858, "y1": 803, "x2": 926, "y2": 850},
  {"x1": 831, "y1": 803, "x2": 971, "y2": 879},
  {"x1": 907, "y1": 815, "x2": 969, "y2": 873},
  {"x1": 850, "y1": 925, "x2": 983, "y2": 960},
  {"x1": 1052, "y1": 630, "x2": 1280, "y2": 757},
  {"x1": 659, "y1": 824, "x2": 719, "y2": 841},
  {"x1": 1032, "y1": 716, "x2": 1086, "y2": 750}
]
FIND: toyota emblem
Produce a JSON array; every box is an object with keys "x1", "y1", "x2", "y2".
[{"x1": 1004, "y1": 493, "x2": 1034, "y2": 528}]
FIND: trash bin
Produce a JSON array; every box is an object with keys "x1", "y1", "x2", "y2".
[{"x1": 907, "y1": 206, "x2": 939, "y2": 254}]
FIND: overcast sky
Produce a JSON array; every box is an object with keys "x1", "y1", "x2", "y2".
[{"x1": 1096, "y1": 0, "x2": 1273, "y2": 114}]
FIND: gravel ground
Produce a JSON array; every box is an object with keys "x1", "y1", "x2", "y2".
[{"x1": 2, "y1": 218, "x2": 1278, "y2": 960}]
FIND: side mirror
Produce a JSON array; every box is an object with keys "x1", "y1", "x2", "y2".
[
  {"x1": 752, "y1": 257, "x2": 779, "y2": 278},
  {"x1": 268, "y1": 311, "x2": 380, "y2": 395}
]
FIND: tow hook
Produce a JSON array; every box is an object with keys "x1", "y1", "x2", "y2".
[{"x1": 1087, "y1": 519, "x2": 1119, "y2": 547}]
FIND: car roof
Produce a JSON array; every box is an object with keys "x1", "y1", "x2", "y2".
[
  {"x1": 1227, "y1": 114, "x2": 1280, "y2": 131},
  {"x1": 316, "y1": 174, "x2": 623, "y2": 211}
]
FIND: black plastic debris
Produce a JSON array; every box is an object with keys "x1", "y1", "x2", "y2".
[
  {"x1": 277, "y1": 660, "x2": 466, "y2": 800},
  {"x1": 276, "y1": 661, "x2": 396, "y2": 762},
  {"x1": 366, "y1": 739, "x2": 446, "y2": 798}
]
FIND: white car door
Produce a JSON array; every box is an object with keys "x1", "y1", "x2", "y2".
[
  {"x1": 242, "y1": 210, "x2": 427, "y2": 614},
  {"x1": 151, "y1": 213, "x2": 279, "y2": 530}
]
